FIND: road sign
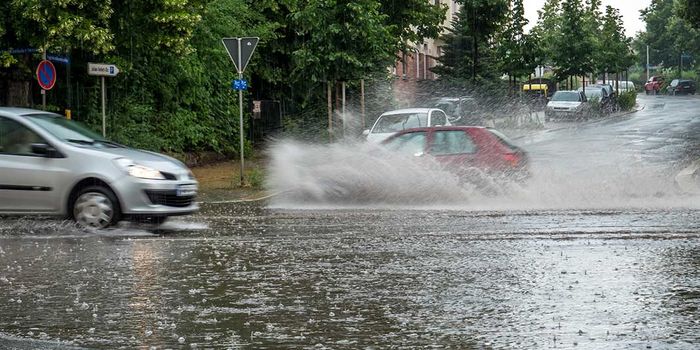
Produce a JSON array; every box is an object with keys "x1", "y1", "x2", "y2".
[
  {"x1": 232, "y1": 79, "x2": 248, "y2": 90},
  {"x1": 88, "y1": 62, "x2": 120, "y2": 77},
  {"x1": 222, "y1": 37, "x2": 259, "y2": 74},
  {"x1": 36, "y1": 60, "x2": 56, "y2": 90}
]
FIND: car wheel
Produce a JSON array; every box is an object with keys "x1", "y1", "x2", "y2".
[{"x1": 72, "y1": 186, "x2": 121, "y2": 229}]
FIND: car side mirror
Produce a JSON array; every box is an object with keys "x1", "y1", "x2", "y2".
[
  {"x1": 362, "y1": 129, "x2": 370, "y2": 136},
  {"x1": 31, "y1": 143, "x2": 62, "y2": 158}
]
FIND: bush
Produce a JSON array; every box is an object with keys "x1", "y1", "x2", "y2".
[{"x1": 617, "y1": 91, "x2": 637, "y2": 111}]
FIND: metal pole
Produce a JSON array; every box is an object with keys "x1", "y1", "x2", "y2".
[
  {"x1": 327, "y1": 81, "x2": 332, "y2": 142},
  {"x1": 341, "y1": 81, "x2": 346, "y2": 137},
  {"x1": 238, "y1": 38, "x2": 245, "y2": 187},
  {"x1": 42, "y1": 50, "x2": 47, "y2": 110},
  {"x1": 646, "y1": 45, "x2": 650, "y2": 81},
  {"x1": 101, "y1": 76, "x2": 106, "y2": 137},
  {"x1": 360, "y1": 79, "x2": 365, "y2": 129}
]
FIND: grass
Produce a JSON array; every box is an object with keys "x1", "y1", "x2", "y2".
[{"x1": 191, "y1": 159, "x2": 267, "y2": 202}]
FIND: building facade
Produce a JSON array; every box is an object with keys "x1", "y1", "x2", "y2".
[{"x1": 392, "y1": 0, "x2": 460, "y2": 106}]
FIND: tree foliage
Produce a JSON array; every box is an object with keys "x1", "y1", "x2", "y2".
[
  {"x1": 636, "y1": 0, "x2": 700, "y2": 71},
  {"x1": 0, "y1": 0, "x2": 447, "y2": 154},
  {"x1": 433, "y1": 0, "x2": 508, "y2": 82}
]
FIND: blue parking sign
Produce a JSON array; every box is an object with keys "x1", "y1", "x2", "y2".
[{"x1": 232, "y1": 79, "x2": 248, "y2": 90}]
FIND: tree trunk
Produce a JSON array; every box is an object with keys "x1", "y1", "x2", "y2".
[{"x1": 327, "y1": 81, "x2": 333, "y2": 143}]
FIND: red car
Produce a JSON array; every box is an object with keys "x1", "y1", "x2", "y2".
[
  {"x1": 644, "y1": 76, "x2": 664, "y2": 95},
  {"x1": 381, "y1": 126, "x2": 529, "y2": 178}
]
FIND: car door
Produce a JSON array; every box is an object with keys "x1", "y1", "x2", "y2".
[
  {"x1": 428, "y1": 129, "x2": 478, "y2": 170},
  {"x1": 429, "y1": 110, "x2": 448, "y2": 127},
  {"x1": 383, "y1": 131, "x2": 428, "y2": 156},
  {"x1": 0, "y1": 116, "x2": 66, "y2": 213}
]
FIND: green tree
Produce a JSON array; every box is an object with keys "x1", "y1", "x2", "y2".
[
  {"x1": 497, "y1": 0, "x2": 534, "y2": 86},
  {"x1": 677, "y1": 0, "x2": 700, "y2": 28},
  {"x1": 379, "y1": 0, "x2": 447, "y2": 54},
  {"x1": 552, "y1": 0, "x2": 595, "y2": 89},
  {"x1": 434, "y1": 0, "x2": 508, "y2": 82},
  {"x1": 637, "y1": 0, "x2": 700, "y2": 73},
  {"x1": 529, "y1": 0, "x2": 562, "y2": 67}
]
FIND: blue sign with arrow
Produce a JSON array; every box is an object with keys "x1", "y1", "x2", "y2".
[{"x1": 232, "y1": 79, "x2": 248, "y2": 91}]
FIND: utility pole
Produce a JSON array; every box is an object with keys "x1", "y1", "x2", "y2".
[
  {"x1": 41, "y1": 49, "x2": 47, "y2": 110},
  {"x1": 646, "y1": 45, "x2": 650, "y2": 81}
]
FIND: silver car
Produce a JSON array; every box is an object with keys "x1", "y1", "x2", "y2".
[{"x1": 0, "y1": 107, "x2": 198, "y2": 228}]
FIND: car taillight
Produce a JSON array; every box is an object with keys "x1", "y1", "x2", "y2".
[{"x1": 503, "y1": 153, "x2": 521, "y2": 167}]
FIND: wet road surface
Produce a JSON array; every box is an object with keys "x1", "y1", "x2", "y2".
[{"x1": 1, "y1": 95, "x2": 699, "y2": 349}]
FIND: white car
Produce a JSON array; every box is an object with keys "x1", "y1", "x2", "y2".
[
  {"x1": 545, "y1": 91, "x2": 588, "y2": 121},
  {"x1": 363, "y1": 108, "x2": 451, "y2": 143}
]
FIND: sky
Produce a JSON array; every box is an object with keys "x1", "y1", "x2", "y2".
[{"x1": 523, "y1": 0, "x2": 652, "y2": 37}]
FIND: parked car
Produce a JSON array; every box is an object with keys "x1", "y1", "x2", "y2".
[
  {"x1": 644, "y1": 76, "x2": 664, "y2": 95},
  {"x1": 579, "y1": 86, "x2": 613, "y2": 112},
  {"x1": 545, "y1": 90, "x2": 588, "y2": 121},
  {"x1": 0, "y1": 107, "x2": 199, "y2": 229},
  {"x1": 429, "y1": 96, "x2": 479, "y2": 125},
  {"x1": 605, "y1": 80, "x2": 636, "y2": 93},
  {"x1": 364, "y1": 108, "x2": 451, "y2": 143},
  {"x1": 588, "y1": 83, "x2": 615, "y2": 98},
  {"x1": 668, "y1": 79, "x2": 696, "y2": 95},
  {"x1": 381, "y1": 126, "x2": 529, "y2": 179}
]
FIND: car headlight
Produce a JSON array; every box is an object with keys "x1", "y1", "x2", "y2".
[{"x1": 113, "y1": 158, "x2": 165, "y2": 180}]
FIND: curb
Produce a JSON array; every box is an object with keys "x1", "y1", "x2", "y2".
[{"x1": 511, "y1": 106, "x2": 643, "y2": 140}]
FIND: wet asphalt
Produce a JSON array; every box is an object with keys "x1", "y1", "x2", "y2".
[{"x1": 0, "y1": 94, "x2": 699, "y2": 349}]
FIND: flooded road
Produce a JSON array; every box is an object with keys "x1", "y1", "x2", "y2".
[{"x1": 1, "y1": 95, "x2": 699, "y2": 349}]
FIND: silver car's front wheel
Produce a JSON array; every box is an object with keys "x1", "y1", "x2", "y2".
[{"x1": 73, "y1": 188, "x2": 119, "y2": 229}]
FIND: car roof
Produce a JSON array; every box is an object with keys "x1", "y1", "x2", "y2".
[
  {"x1": 381, "y1": 108, "x2": 438, "y2": 115},
  {"x1": 0, "y1": 107, "x2": 62, "y2": 119},
  {"x1": 394, "y1": 126, "x2": 486, "y2": 133}
]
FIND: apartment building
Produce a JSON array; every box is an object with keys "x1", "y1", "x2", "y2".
[{"x1": 392, "y1": 0, "x2": 460, "y2": 106}]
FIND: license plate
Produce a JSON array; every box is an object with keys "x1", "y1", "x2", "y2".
[{"x1": 176, "y1": 185, "x2": 197, "y2": 197}]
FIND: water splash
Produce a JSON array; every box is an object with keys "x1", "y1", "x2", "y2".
[{"x1": 266, "y1": 138, "x2": 699, "y2": 210}]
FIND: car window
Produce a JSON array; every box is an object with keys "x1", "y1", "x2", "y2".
[
  {"x1": 430, "y1": 130, "x2": 476, "y2": 156},
  {"x1": 430, "y1": 111, "x2": 447, "y2": 126},
  {"x1": 0, "y1": 117, "x2": 46, "y2": 156},
  {"x1": 383, "y1": 131, "x2": 427, "y2": 155},
  {"x1": 433, "y1": 102, "x2": 457, "y2": 116},
  {"x1": 552, "y1": 91, "x2": 582, "y2": 102},
  {"x1": 373, "y1": 113, "x2": 428, "y2": 133}
]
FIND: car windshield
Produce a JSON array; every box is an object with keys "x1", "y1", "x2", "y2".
[
  {"x1": 552, "y1": 92, "x2": 581, "y2": 102},
  {"x1": 372, "y1": 112, "x2": 428, "y2": 133},
  {"x1": 25, "y1": 114, "x2": 121, "y2": 148}
]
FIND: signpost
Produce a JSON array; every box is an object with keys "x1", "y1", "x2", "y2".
[
  {"x1": 36, "y1": 59, "x2": 57, "y2": 110},
  {"x1": 88, "y1": 63, "x2": 120, "y2": 137},
  {"x1": 222, "y1": 37, "x2": 259, "y2": 186}
]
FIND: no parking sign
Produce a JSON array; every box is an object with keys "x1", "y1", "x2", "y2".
[{"x1": 36, "y1": 60, "x2": 57, "y2": 90}]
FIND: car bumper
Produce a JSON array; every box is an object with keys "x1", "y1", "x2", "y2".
[
  {"x1": 111, "y1": 176, "x2": 199, "y2": 216},
  {"x1": 545, "y1": 109, "x2": 580, "y2": 119}
]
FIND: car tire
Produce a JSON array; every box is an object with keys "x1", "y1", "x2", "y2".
[{"x1": 72, "y1": 185, "x2": 121, "y2": 229}]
